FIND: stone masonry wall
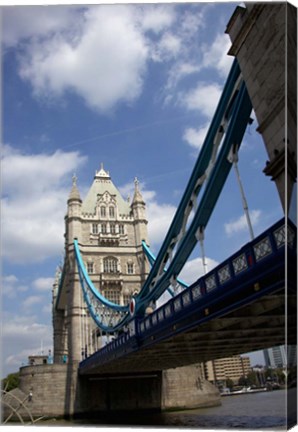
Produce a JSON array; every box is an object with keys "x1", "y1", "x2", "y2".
[
  {"x1": 162, "y1": 364, "x2": 221, "y2": 410},
  {"x1": 18, "y1": 364, "x2": 68, "y2": 418},
  {"x1": 226, "y1": 3, "x2": 297, "y2": 211}
]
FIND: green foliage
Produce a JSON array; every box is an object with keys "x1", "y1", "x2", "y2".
[
  {"x1": 226, "y1": 378, "x2": 234, "y2": 390},
  {"x1": 1, "y1": 372, "x2": 20, "y2": 392},
  {"x1": 238, "y1": 375, "x2": 248, "y2": 387},
  {"x1": 247, "y1": 371, "x2": 257, "y2": 386}
]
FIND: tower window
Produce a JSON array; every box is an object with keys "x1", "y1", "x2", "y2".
[
  {"x1": 110, "y1": 224, "x2": 116, "y2": 234},
  {"x1": 119, "y1": 224, "x2": 124, "y2": 234},
  {"x1": 123, "y1": 294, "x2": 131, "y2": 305},
  {"x1": 87, "y1": 262, "x2": 94, "y2": 274},
  {"x1": 92, "y1": 223, "x2": 98, "y2": 234},
  {"x1": 109, "y1": 206, "x2": 115, "y2": 218},
  {"x1": 127, "y1": 263, "x2": 134, "y2": 274},
  {"x1": 104, "y1": 289, "x2": 120, "y2": 304},
  {"x1": 101, "y1": 224, "x2": 107, "y2": 234},
  {"x1": 100, "y1": 206, "x2": 106, "y2": 218},
  {"x1": 103, "y1": 257, "x2": 118, "y2": 273}
]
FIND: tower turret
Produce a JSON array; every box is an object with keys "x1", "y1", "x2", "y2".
[
  {"x1": 131, "y1": 177, "x2": 148, "y2": 245},
  {"x1": 66, "y1": 174, "x2": 82, "y2": 244}
]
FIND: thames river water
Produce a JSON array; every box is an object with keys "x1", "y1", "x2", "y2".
[{"x1": 40, "y1": 389, "x2": 296, "y2": 429}]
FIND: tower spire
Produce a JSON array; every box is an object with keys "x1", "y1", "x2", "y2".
[
  {"x1": 68, "y1": 173, "x2": 81, "y2": 201},
  {"x1": 132, "y1": 177, "x2": 144, "y2": 204}
]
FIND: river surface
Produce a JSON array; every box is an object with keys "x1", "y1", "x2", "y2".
[{"x1": 40, "y1": 389, "x2": 296, "y2": 430}]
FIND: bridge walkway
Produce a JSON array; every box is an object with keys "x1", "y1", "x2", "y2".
[{"x1": 79, "y1": 218, "x2": 296, "y2": 376}]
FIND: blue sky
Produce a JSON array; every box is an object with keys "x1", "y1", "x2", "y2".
[{"x1": 1, "y1": 2, "x2": 291, "y2": 378}]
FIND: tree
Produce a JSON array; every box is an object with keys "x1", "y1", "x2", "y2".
[
  {"x1": 1, "y1": 372, "x2": 20, "y2": 392},
  {"x1": 238, "y1": 375, "x2": 248, "y2": 387},
  {"x1": 226, "y1": 378, "x2": 234, "y2": 391},
  {"x1": 247, "y1": 371, "x2": 257, "y2": 386}
]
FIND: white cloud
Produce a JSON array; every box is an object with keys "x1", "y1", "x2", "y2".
[
  {"x1": 1, "y1": 274, "x2": 28, "y2": 299},
  {"x1": 2, "y1": 314, "x2": 52, "y2": 374},
  {"x1": 182, "y1": 82, "x2": 222, "y2": 118},
  {"x1": 140, "y1": 4, "x2": 176, "y2": 34},
  {"x1": 202, "y1": 33, "x2": 233, "y2": 78},
  {"x1": 179, "y1": 256, "x2": 218, "y2": 285},
  {"x1": 22, "y1": 295, "x2": 43, "y2": 309},
  {"x1": 2, "y1": 6, "x2": 81, "y2": 47},
  {"x1": 1, "y1": 145, "x2": 87, "y2": 263},
  {"x1": 33, "y1": 277, "x2": 54, "y2": 292},
  {"x1": 17, "y1": 6, "x2": 150, "y2": 113},
  {"x1": 153, "y1": 32, "x2": 181, "y2": 61},
  {"x1": 183, "y1": 124, "x2": 209, "y2": 150},
  {"x1": 147, "y1": 201, "x2": 176, "y2": 249},
  {"x1": 224, "y1": 210, "x2": 262, "y2": 236},
  {"x1": 3, "y1": 274, "x2": 18, "y2": 284}
]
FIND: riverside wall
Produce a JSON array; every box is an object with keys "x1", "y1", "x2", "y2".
[{"x1": 4, "y1": 363, "x2": 220, "y2": 420}]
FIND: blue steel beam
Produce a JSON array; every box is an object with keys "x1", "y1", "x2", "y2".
[
  {"x1": 135, "y1": 59, "x2": 241, "y2": 302},
  {"x1": 136, "y1": 81, "x2": 252, "y2": 311},
  {"x1": 142, "y1": 240, "x2": 189, "y2": 293}
]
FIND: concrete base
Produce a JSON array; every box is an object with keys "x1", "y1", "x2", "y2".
[
  {"x1": 3, "y1": 362, "x2": 220, "y2": 421},
  {"x1": 162, "y1": 364, "x2": 221, "y2": 410}
]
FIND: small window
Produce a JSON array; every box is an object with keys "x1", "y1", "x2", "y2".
[
  {"x1": 87, "y1": 262, "x2": 94, "y2": 274},
  {"x1": 104, "y1": 289, "x2": 120, "y2": 304},
  {"x1": 100, "y1": 206, "x2": 106, "y2": 217},
  {"x1": 92, "y1": 223, "x2": 98, "y2": 234},
  {"x1": 103, "y1": 257, "x2": 118, "y2": 273},
  {"x1": 101, "y1": 224, "x2": 107, "y2": 234},
  {"x1": 127, "y1": 263, "x2": 134, "y2": 274},
  {"x1": 123, "y1": 294, "x2": 131, "y2": 305},
  {"x1": 110, "y1": 224, "x2": 116, "y2": 234},
  {"x1": 109, "y1": 206, "x2": 115, "y2": 218},
  {"x1": 119, "y1": 224, "x2": 124, "y2": 234}
]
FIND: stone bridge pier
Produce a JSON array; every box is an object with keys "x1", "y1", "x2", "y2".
[{"x1": 226, "y1": 3, "x2": 297, "y2": 213}]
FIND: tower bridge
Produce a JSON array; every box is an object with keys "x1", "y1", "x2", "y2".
[{"x1": 12, "y1": 2, "x2": 296, "y2": 421}]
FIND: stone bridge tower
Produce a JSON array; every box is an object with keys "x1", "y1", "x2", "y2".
[
  {"x1": 53, "y1": 165, "x2": 150, "y2": 364},
  {"x1": 225, "y1": 2, "x2": 297, "y2": 213}
]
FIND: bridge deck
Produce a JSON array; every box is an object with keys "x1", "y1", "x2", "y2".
[{"x1": 79, "y1": 218, "x2": 296, "y2": 375}]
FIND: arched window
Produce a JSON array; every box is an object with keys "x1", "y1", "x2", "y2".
[
  {"x1": 127, "y1": 262, "x2": 134, "y2": 274},
  {"x1": 100, "y1": 206, "x2": 106, "y2": 218},
  {"x1": 109, "y1": 206, "x2": 115, "y2": 218},
  {"x1": 119, "y1": 224, "x2": 125, "y2": 234},
  {"x1": 87, "y1": 262, "x2": 94, "y2": 274},
  {"x1": 92, "y1": 223, "x2": 98, "y2": 234},
  {"x1": 103, "y1": 257, "x2": 118, "y2": 273}
]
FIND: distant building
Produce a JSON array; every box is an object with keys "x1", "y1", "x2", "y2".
[
  {"x1": 204, "y1": 355, "x2": 251, "y2": 385},
  {"x1": 28, "y1": 355, "x2": 48, "y2": 366},
  {"x1": 28, "y1": 350, "x2": 53, "y2": 366},
  {"x1": 264, "y1": 345, "x2": 297, "y2": 368},
  {"x1": 287, "y1": 345, "x2": 297, "y2": 367}
]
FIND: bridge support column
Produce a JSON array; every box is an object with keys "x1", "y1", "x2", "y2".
[
  {"x1": 162, "y1": 364, "x2": 221, "y2": 410},
  {"x1": 226, "y1": 3, "x2": 297, "y2": 212},
  {"x1": 67, "y1": 265, "x2": 84, "y2": 363},
  {"x1": 78, "y1": 372, "x2": 162, "y2": 415}
]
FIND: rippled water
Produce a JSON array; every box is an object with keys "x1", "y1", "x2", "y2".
[{"x1": 42, "y1": 389, "x2": 295, "y2": 429}]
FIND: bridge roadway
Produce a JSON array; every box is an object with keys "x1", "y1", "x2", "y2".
[{"x1": 79, "y1": 218, "x2": 296, "y2": 376}]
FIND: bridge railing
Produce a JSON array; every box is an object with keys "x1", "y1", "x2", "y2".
[
  {"x1": 79, "y1": 217, "x2": 296, "y2": 368},
  {"x1": 137, "y1": 217, "x2": 294, "y2": 335}
]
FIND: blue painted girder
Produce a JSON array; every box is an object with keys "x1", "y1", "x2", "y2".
[
  {"x1": 136, "y1": 81, "x2": 252, "y2": 311},
  {"x1": 136, "y1": 59, "x2": 242, "y2": 303},
  {"x1": 142, "y1": 240, "x2": 189, "y2": 294}
]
